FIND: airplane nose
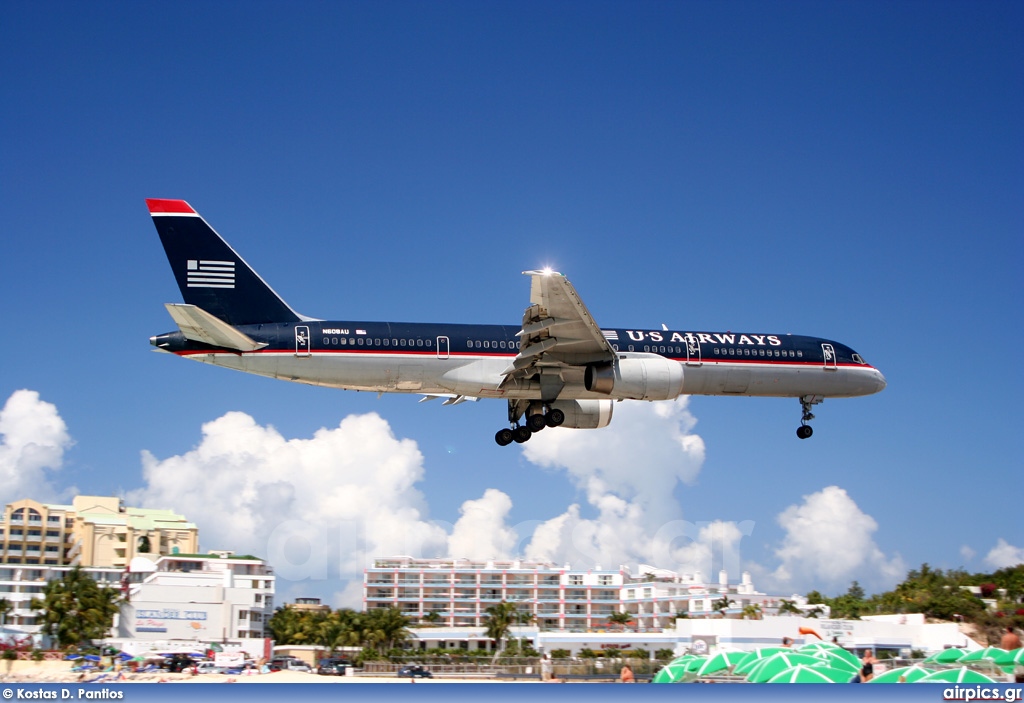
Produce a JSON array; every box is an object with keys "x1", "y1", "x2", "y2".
[{"x1": 874, "y1": 370, "x2": 887, "y2": 393}]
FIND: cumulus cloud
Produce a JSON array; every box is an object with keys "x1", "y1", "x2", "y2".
[
  {"x1": 523, "y1": 397, "x2": 705, "y2": 527},
  {"x1": 447, "y1": 488, "x2": 519, "y2": 560},
  {"x1": 518, "y1": 398, "x2": 750, "y2": 576},
  {"x1": 984, "y1": 539, "x2": 1024, "y2": 569},
  {"x1": 960, "y1": 545, "x2": 976, "y2": 562},
  {"x1": 0, "y1": 390, "x2": 74, "y2": 505},
  {"x1": 771, "y1": 486, "x2": 904, "y2": 590},
  {"x1": 127, "y1": 410, "x2": 452, "y2": 605}
]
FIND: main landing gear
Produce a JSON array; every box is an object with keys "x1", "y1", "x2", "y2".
[
  {"x1": 495, "y1": 401, "x2": 565, "y2": 446},
  {"x1": 797, "y1": 395, "x2": 824, "y2": 439}
]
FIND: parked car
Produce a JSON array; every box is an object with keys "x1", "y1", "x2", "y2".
[
  {"x1": 271, "y1": 658, "x2": 311, "y2": 673},
  {"x1": 397, "y1": 664, "x2": 433, "y2": 678},
  {"x1": 317, "y1": 658, "x2": 352, "y2": 675},
  {"x1": 194, "y1": 661, "x2": 224, "y2": 674}
]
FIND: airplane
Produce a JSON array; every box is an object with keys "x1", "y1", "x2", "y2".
[{"x1": 146, "y1": 199, "x2": 886, "y2": 445}]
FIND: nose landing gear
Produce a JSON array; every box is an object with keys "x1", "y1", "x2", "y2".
[{"x1": 796, "y1": 395, "x2": 823, "y2": 439}]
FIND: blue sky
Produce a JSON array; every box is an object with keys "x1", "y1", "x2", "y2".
[{"x1": 1, "y1": 1, "x2": 1021, "y2": 606}]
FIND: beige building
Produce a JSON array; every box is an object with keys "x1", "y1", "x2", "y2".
[{"x1": 0, "y1": 495, "x2": 198, "y2": 568}]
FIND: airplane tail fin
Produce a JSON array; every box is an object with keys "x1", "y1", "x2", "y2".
[{"x1": 146, "y1": 199, "x2": 304, "y2": 326}]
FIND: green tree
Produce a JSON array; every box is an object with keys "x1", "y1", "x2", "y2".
[
  {"x1": 266, "y1": 606, "x2": 307, "y2": 644},
  {"x1": 742, "y1": 604, "x2": 763, "y2": 620},
  {"x1": 484, "y1": 601, "x2": 519, "y2": 654},
  {"x1": 712, "y1": 596, "x2": 734, "y2": 617},
  {"x1": 777, "y1": 599, "x2": 802, "y2": 616},
  {"x1": 608, "y1": 611, "x2": 633, "y2": 630},
  {"x1": 360, "y1": 607, "x2": 411, "y2": 654},
  {"x1": 0, "y1": 597, "x2": 12, "y2": 626},
  {"x1": 34, "y1": 566, "x2": 120, "y2": 647}
]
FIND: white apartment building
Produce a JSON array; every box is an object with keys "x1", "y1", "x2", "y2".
[
  {"x1": 363, "y1": 557, "x2": 821, "y2": 632},
  {"x1": 116, "y1": 552, "x2": 275, "y2": 642}
]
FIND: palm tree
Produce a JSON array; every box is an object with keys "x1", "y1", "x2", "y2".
[
  {"x1": 777, "y1": 599, "x2": 802, "y2": 616},
  {"x1": 484, "y1": 601, "x2": 519, "y2": 654},
  {"x1": 712, "y1": 596, "x2": 734, "y2": 618},
  {"x1": 35, "y1": 566, "x2": 120, "y2": 647},
  {"x1": 360, "y1": 607, "x2": 411, "y2": 654},
  {"x1": 608, "y1": 611, "x2": 633, "y2": 630},
  {"x1": 742, "y1": 604, "x2": 762, "y2": 620},
  {"x1": 266, "y1": 606, "x2": 305, "y2": 644},
  {"x1": 0, "y1": 597, "x2": 12, "y2": 627}
]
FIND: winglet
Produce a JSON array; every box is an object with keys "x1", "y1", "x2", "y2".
[{"x1": 146, "y1": 199, "x2": 197, "y2": 215}]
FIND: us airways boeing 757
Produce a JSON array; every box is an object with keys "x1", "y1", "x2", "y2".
[{"x1": 147, "y1": 199, "x2": 886, "y2": 445}]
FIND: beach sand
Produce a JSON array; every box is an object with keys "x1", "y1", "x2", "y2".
[{"x1": 0, "y1": 660, "x2": 524, "y2": 684}]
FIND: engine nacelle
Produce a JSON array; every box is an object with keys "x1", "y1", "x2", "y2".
[
  {"x1": 548, "y1": 399, "x2": 614, "y2": 429},
  {"x1": 584, "y1": 355, "x2": 685, "y2": 401}
]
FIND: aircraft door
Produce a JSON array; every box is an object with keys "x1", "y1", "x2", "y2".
[
  {"x1": 821, "y1": 343, "x2": 837, "y2": 371},
  {"x1": 436, "y1": 336, "x2": 449, "y2": 360},
  {"x1": 685, "y1": 334, "x2": 702, "y2": 366},
  {"x1": 295, "y1": 326, "x2": 311, "y2": 357}
]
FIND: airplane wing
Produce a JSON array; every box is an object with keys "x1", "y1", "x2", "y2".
[
  {"x1": 164, "y1": 303, "x2": 269, "y2": 352},
  {"x1": 500, "y1": 270, "x2": 615, "y2": 390}
]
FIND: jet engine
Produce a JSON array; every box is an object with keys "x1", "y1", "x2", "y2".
[
  {"x1": 584, "y1": 355, "x2": 685, "y2": 401},
  {"x1": 548, "y1": 399, "x2": 614, "y2": 429}
]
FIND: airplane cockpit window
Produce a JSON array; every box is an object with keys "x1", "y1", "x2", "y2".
[{"x1": 852, "y1": 353, "x2": 867, "y2": 364}]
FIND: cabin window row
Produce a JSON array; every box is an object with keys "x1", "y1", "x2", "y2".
[
  {"x1": 710, "y1": 347, "x2": 802, "y2": 358},
  {"x1": 466, "y1": 340, "x2": 521, "y2": 350},
  {"x1": 323, "y1": 337, "x2": 433, "y2": 348}
]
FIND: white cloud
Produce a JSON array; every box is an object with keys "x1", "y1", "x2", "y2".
[
  {"x1": 519, "y1": 399, "x2": 749, "y2": 576},
  {"x1": 447, "y1": 488, "x2": 519, "y2": 561},
  {"x1": 127, "y1": 410, "x2": 452, "y2": 606},
  {"x1": 960, "y1": 545, "x2": 976, "y2": 562},
  {"x1": 984, "y1": 539, "x2": 1024, "y2": 569},
  {"x1": 0, "y1": 390, "x2": 74, "y2": 505},
  {"x1": 771, "y1": 486, "x2": 904, "y2": 590},
  {"x1": 522, "y1": 397, "x2": 705, "y2": 528}
]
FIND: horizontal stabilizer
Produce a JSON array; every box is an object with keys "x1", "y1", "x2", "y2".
[{"x1": 165, "y1": 304, "x2": 268, "y2": 352}]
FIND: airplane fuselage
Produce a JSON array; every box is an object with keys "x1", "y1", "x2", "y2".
[{"x1": 152, "y1": 321, "x2": 886, "y2": 400}]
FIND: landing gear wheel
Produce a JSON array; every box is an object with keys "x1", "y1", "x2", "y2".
[
  {"x1": 513, "y1": 426, "x2": 532, "y2": 443},
  {"x1": 495, "y1": 428, "x2": 514, "y2": 446},
  {"x1": 796, "y1": 425, "x2": 813, "y2": 439},
  {"x1": 526, "y1": 414, "x2": 548, "y2": 432},
  {"x1": 546, "y1": 408, "x2": 565, "y2": 427}
]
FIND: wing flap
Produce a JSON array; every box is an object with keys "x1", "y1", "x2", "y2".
[
  {"x1": 165, "y1": 303, "x2": 268, "y2": 352},
  {"x1": 500, "y1": 271, "x2": 615, "y2": 390}
]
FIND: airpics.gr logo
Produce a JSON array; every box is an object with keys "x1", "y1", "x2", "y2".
[{"x1": 186, "y1": 259, "x2": 235, "y2": 289}]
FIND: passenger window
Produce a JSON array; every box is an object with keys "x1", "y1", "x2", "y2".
[
  {"x1": 374, "y1": 338, "x2": 380, "y2": 346},
  {"x1": 358, "y1": 338, "x2": 364, "y2": 345},
  {"x1": 392, "y1": 339, "x2": 398, "y2": 346},
  {"x1": 383, "y1": 339, "x2": 389, "y2": 346},
  {"x1": 400, "y1": 339, "x2": 406, "y2": 346},
  {"x1": 797, "y1": 350, "x2": 803, "y2": 358},
  {"x1": 417, "y1": 339, "x2": 423, "y2": 347}
]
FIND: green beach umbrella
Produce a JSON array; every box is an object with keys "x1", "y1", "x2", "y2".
[
  {"x1": 765, "y1": 664, "x2": 841, "y2": 683},
  {"x1": 734, "y1": 648, "x2": 787, "y2": 675},
  {"x1": 916, "y1": 667, "x2": 997, "y2": 684},
  {"x1": 684, "y1": 656, "x2": 708, "y2": 673},
  {"x1": 652, "y1": 659, "x2": 692, "y2": 683},
  {"x1": 959, "y1": 647, "x2": 1009, "y2": 663},
  {"x1": 696, "y1": 650, "x2": 749, "y2": 676},
  {"x1": 866, "y1": 665, "x2": 935, "y2": 683},
  {"x1": 808, "y1": 650, "x2": 860, "y2": 673},
  {"x1": 799, "y1": 643, "x2": 861, "y2": 670},
  {"x1": 746, "y1": 653, "x2": 827, "y2": 683},
  {"x1": 923, "y1": 648, "x2": 969, "y2": 664},
  {"x1": 994, "y1": 649, "x2": 1024, "y2": 667}
]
